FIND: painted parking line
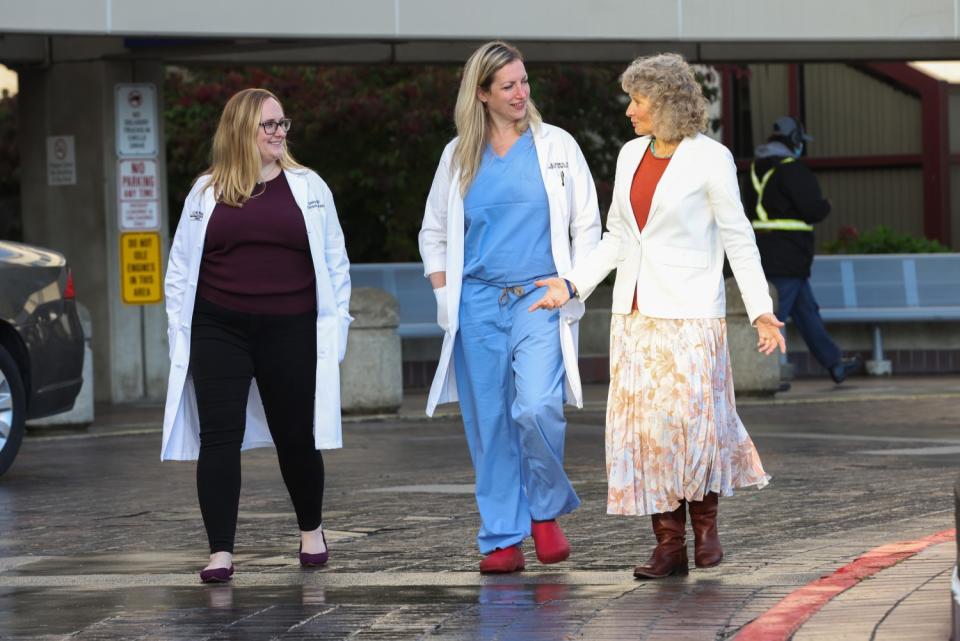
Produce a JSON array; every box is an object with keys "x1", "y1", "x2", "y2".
[
  {"x1": 749, "y1": 431, "x2": 960, "y2": 456},
  {"x1": 752, "y1": 431, "x2": 960, "y2": 445},
  {"x1": 735, "y1": 528, "x2": 956, "y2": 641},
  {"x1": 856, "y1": 445, "x2": 960, "y2": 456}
]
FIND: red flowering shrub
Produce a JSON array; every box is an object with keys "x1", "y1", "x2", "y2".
[{"x1": 165, "y1": 63, "x2": 638, "y2": 261}]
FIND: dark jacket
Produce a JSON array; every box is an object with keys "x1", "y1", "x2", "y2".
[{"x1": 744, "y1": 153, "x2": 831, "y2": 278}]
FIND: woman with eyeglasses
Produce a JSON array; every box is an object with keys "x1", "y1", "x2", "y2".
[{"x1": 162, "y1": 88, "x2": 352, "y2": 583}]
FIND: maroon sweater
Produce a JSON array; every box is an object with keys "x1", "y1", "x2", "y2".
[{"x1": 197, "y1": 172, "x2": 317, "y2": 314}]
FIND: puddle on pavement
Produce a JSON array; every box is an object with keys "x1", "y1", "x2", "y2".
[
  {"x1": 0, "y1": 583, "x2": 625, "y2": 639},
  {"x1": 5, "y1": 551, "x2": 293, "y2": 575}
]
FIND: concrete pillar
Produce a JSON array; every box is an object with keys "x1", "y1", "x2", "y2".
[
  {"x1": 17, "y1": 58, "x2": 169, "y2": 403},
  {"x1": 725, "y1": 278, "x2": 780, "y2": 396},
  {"x1": 340, "y1": 288, "x2": 402, "y2": 414}
]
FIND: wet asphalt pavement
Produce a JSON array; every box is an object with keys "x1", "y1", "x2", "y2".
[{"x1": 1, "y1": 378, "x2": 958, "y2": 640}]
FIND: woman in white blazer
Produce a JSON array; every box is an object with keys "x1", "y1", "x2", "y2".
[
  {"x1": 533, "y1": 54, "x2": 785, "y2": 579},
  {"x1": 418, "y1": 41, "x2": 601, "y2": 574},
  {"x1": 163, "y1": 88, "x2": 351, "y2": 583}
]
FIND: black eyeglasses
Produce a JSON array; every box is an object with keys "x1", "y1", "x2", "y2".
[{"x1": 259, "y1": 118, "x2": 292, "y2": 135}]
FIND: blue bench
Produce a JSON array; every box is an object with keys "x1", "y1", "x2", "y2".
[
  {"x1": 349, "y1": 263, "x2": 441, "y2": 338},
  {"x1": 351, "y1": 256, "x2": 960, "y2": 372},
  {"x1": 808, "y1": 253, "x2": 960, "y2": 371}
]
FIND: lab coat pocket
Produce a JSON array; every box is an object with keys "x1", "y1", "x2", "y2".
[
  {"x1": 433, "y1": 286, "x2": 450, "y2": 332},
  {"x1": 560, "y1": 297, "x2": 586, "y2": 324},
  {"x1": 337, "y1": 307, "x2": 354, "y2": 363}
]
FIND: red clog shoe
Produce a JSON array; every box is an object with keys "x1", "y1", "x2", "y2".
[
  {"x1": 531, "y1": 519, "x2": 570, "y2": 564},
  {"x1": 479, "y1": 545, "x2": 525, "y2": 574}
]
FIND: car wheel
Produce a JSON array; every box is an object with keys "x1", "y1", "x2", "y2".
[{"x1": 0, "y1": 344, "x2": 26, "y2": 478}]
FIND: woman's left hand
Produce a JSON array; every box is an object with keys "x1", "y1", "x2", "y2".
[
  {"x1": 755, "y1": 313, "x2": 786, "y2": 355},
  {"x1": 528, "y1": 277, "x2": 572, "y2": 312}
]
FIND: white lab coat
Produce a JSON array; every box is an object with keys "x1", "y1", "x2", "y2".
[
  {"x1": 564, "y1": 134, "x2": 773, "y2": 323},
  {"x1": 161, "y1": 167, "x2": 352, "y2": 461},
  {"x1": 418, "y1": 123, "x2": 601, "y2": 417}
]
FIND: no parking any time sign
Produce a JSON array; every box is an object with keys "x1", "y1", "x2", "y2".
[{"x1": 118, "y1": 158, "x2": 160, "y2": 231}]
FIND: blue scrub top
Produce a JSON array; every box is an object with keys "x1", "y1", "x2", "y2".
[{"x1": 463, "y1": 129, "x2": 556, "y2": 285}]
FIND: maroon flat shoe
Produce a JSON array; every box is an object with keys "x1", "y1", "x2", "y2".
[
  {"x1": 199, "y1": 564, "x2": 234, "y2": 583},
  {"x1": 299, "y1": 531, "x2": 329, "y2": 567}
]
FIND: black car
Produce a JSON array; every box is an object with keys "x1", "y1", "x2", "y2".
[{"x1": 0, "y1": 240, "x2": 85, "y2": 476}]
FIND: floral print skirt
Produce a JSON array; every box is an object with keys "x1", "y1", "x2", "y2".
[{"x1": 605, "y1": 312, "x2": 770, "y2": 516}]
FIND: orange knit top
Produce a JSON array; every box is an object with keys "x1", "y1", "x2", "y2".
[{"x1": 630, "y1": 147, "x2": 671, "y2": 310}]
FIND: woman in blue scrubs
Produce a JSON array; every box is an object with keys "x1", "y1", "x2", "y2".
[{"x1": 419, "y1": 41, "x2": 601, "y2": 574}]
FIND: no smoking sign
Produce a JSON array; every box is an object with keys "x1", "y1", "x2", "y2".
[
  {"x1": 53, "y1": 138, "x2": 69, "y2": 161},
  {"x1": 46, "y1": 135, "x2": 76, "y2": 186}
]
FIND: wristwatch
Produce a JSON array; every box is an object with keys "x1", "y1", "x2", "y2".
[{"x1": 563, "y1": 278, "x2": 579, "y2": 299}]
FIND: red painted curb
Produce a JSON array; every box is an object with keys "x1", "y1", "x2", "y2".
[{"x1": 735, "y1": 528, "x2": 956, "y2": 641}]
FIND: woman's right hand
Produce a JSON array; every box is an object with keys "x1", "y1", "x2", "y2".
[
  {"x1": 528, "y1": 277, "x2": 572, "y2": 312},
  {"x1": 755, "y1": 313, "x2": 786, "y2": 355},
  {"x1": 434, "y1": 286, "x2": 450, "y2": 332}
]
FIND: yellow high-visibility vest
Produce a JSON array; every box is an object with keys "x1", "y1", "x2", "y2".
[{"x1": 750, "y1": 157, "x2": 814, "y2": 232}]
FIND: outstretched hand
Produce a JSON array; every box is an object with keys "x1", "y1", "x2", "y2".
[
  {"x1": 528, "y1": 277, "x2": 572, "y2": 312},
  {"x1": 755, "y1": 313, "x2": 786, "y2": 355}
]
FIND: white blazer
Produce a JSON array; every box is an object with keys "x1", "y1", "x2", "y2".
[
  {"x1": 418, "y1": 123, "x2": 602, "y2": 416},
  {"x1": 565, "y1": 134, "x2": 773, "y2": 323},
  {"x1": 161, "y1": 168, "x2": 352, "y2": 461}
]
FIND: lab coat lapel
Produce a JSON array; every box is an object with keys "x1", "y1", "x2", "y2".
[
  {"x1": 285, "y1": 169, "x2": 310, "y2": 215},
  {"x1": 533, "y1": 126, "x2": 567, "y2": 269},
  {"x1": 534, "y1": 126, "x2": 554, "y2": 206}
]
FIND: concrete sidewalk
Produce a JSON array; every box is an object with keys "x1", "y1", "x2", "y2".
[{"x1": 5, "y1": 375, "x2": 960, "y2": 640}]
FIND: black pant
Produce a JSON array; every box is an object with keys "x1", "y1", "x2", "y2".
[{"x1": 190, "y1": 297, "x2": 323, "y2": 553}]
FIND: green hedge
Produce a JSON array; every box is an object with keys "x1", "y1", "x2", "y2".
[
  {"x1": 0, "y1": 65, "x2": 721, "y2": 257},
  {"x1": 822, "y1": 225, "x2": 949, "y2": 254}
]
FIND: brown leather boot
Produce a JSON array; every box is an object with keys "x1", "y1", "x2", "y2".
[
  {"x1": 688, "y1": 492, "x2": 723, "y2": 568},
  {"x1": 633, "y1": 502, "x2": 689, "y2": 579}
]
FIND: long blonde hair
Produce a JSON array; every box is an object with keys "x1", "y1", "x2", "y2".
[
  {"x1": 453, "y1": 41, "x2": 542, "y2": 196},
  {"x1": 203, "y1": 88, "x2": 303, "y2": 207}
]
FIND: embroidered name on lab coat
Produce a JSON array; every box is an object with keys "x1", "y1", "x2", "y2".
[
  {"x1": 189, "y1": 210, "x2": 204, "y2": 221},
  {"x1": 307, "y1": 200, "x2": 324, "y2": 210},
  {"x1": 548, "y1": 162, "x2": 569, "y2": 169}
]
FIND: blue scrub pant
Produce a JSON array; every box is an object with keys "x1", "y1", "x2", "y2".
[
  {"x1": 454, "y1": 279, "x2": 581, "y2": 554},
  {"x1": 770, "y1": 277, "x2": 842, "y2": 371}
]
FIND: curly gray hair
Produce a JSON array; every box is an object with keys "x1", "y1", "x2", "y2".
[{"x1": 620, "y1": 53, "x2": 708, "y2": 141}]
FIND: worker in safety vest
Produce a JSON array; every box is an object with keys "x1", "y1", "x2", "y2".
[{"x1": 746, "y1": 116, "x2": 861, "y2": 384}]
